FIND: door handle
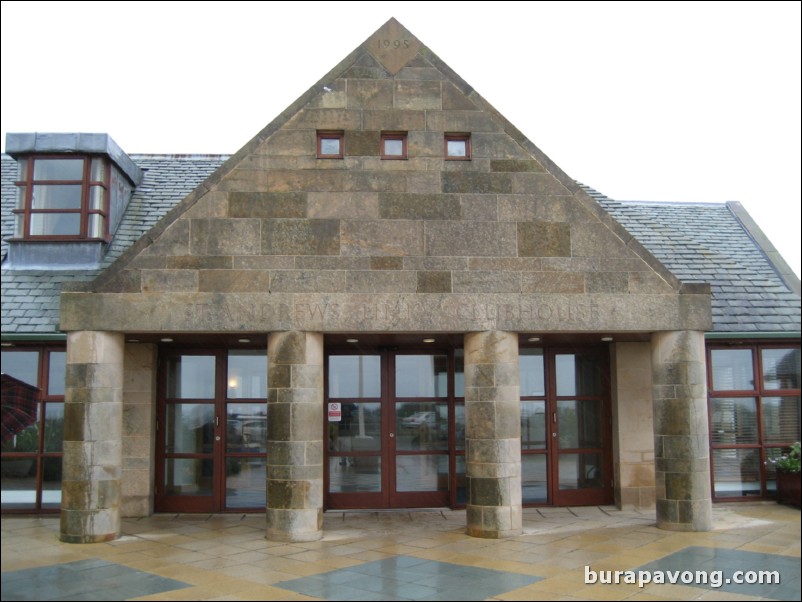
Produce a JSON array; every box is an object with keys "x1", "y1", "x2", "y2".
[{"x1": 389, "y1": 432, "x2": 395, "y2": 438}]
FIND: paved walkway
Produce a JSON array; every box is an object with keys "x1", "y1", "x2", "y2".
[{"x1": 1, "y1": 503, "x2": 799, "y2": 601}]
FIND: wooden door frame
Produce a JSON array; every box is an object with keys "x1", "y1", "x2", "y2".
[
  {"x1": 154, "y1": 349, "x2": 225, "y2": 513},
  {"x1": 324, "y1": 345, "x2": 455, "y2": 510}
]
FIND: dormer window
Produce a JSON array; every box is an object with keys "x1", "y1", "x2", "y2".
[{"x1": 13, "y1": 155, "x2": 110, "y2": 240}]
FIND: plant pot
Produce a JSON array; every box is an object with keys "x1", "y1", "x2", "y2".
[{"x1": 776, "y1": 470, "x2": 801, "y2": 507}]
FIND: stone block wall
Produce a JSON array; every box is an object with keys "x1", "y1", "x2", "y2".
[
  {"x1": 121, "y1": 343, "x2": 157, "y2": 517},
  {"x1": 71, "y1": 22, "x2": 686, "y2": 324},
  {"x1": 611, "y1": 342, "x2": 656, "y2": 509}
]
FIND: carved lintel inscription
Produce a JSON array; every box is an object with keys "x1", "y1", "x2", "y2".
[{"x1": 175, "y1": 297, "x2": 600, "y2": 331}]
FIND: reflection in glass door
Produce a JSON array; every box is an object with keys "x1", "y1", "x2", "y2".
[
  {"x1": 325, "y1": 351, "x2": 454, "y2": 509},
  {"x1": 156, "y1": 349, "x2": 267, "y2": 512},
  {"x1": 520, "y1": 348, "x2": 611, "y2": 506}
]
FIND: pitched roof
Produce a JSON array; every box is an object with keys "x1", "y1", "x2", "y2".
[
  {"x1": 1, "y1": 154, "x2": 226, "y2": 334},
  {"x1": 3, "y1": 150, "x2": 798, "y2": 336},
  {"x1": 582, "y1": 185, "x2": 801, "y2": 333}
]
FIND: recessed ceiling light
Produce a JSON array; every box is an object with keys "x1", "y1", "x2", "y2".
[
  {"x1": 423, "y1": 338, "x2": 436, "y2": 343},
  {"x1": 346, "y1": 338, "x2": 359, "y2": 343},
  {"x1": 1, "y1": 342, "x2": 14, "y2": 347},
  {"x1": 127, "y1": 339, "x2": 140, "y2": 343},
  {"x1": 601, "y1": 337, "x2": 614, "y2": 342},
  {"x1": 527, "y1": 337, "x2": 541, "y2": 342},
  {"x1": 238, "y1": 338, "x2": 251, "y2": 343},
  {"x1": 160, "y1": 338, "x2": 174, "y2": 343}
]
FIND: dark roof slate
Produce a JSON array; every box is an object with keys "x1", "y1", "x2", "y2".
[{"x1": 582, "y1": 185, "x2": 801, "y2": 333}]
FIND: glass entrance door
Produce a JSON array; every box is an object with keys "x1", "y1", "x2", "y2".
[
  {"x1": 325, "y1": 351, "x2": 453, "y2": 509},
  {"x1": 520, "y1": 348, "x2": 612, "y2": 506},
  {"x1": 155, "y1": 349, "x2": 267, "y2": 512}
]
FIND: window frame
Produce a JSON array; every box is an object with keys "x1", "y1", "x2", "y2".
[
  {"x1": 707, "y1": 341, "x2": 801, "y2": 502},
  {"x1": 316, "y1": 131, "x2": 344, "y2": 159},
  {"x1": 381, "y1": 132, "x2": 408, "y2": 160},
  {"x1": 12, "y1": 154, "x2": 111, "y2": 241},
  {"x1": 444, "y1": 133, "x2": 471, "y2": 161},
  {"x1": 1, "y1": 343, "x2": 67, "y2": 514}
]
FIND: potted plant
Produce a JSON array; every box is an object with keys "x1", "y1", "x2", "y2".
[{"x1": 768, "y1": 442, "x2": 801, "y2": 507}]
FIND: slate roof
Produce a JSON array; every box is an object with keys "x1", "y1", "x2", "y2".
[
  {"x1": 582, "y1": 185, "x2": 801, "y2": 333},
  {"x1": 1, "y1": 154, "x2": 227, "y2": 334},
  {"x1": 2, "y1": 154, "x2": 799, "y2": 336}
]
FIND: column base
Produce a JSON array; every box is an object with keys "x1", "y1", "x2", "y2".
[{"x1": 266, "y1": 508, "x2": 323, "y2": 542}]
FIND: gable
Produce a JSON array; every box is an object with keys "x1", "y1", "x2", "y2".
[{"x1": 60, "y1": 19, "x2": 711, "y2": 334}]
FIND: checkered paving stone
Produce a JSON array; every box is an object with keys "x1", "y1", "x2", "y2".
[
  {"x1": 0, "y1": 558, "x2": 191, "y2": 601},
  {"x1": 637, "y1": 546, "x2": 801, "y2": 600},
  {"x1": 275, "y1": 555, "x2": 542, "y2": 601}
]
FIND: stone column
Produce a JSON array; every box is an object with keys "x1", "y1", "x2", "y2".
[
  {"x1": 464, "y1": 330, "x2": 522, "y2": 538},
  {"x1": 266, "y1": 331, "x2": 324, "y2": 542},
  {"x1": 651, "y1": 330, "x2": 713, "y2": 531},
  {"x1": 60, "y1": 331, "x2": 124, "y2": 543}
]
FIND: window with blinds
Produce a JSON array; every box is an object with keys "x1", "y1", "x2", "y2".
[{"x1": 708, "y1": 345, "x2": 800, "y2": 499}]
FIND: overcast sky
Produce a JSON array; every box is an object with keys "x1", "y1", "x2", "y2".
[{"x1": 2, "y1": 1, "x2": 799, "y2": 278}]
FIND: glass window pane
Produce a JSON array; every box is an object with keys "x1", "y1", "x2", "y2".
[
  {"x1": 558, "y1": 400, "x2": 602, "y2": 449},
  {"x1": 447, "y1": 139, "x2": 467, "y2": 157},
  {"x1": 31, "y1": 184, "x2": 82, "y2": 209},
  {"x1": 711, "y1": 349, "x2": 754, "y2": 391},
  {"x1": 765, "y1": 447, "x2": 784, "y2": 493},
  {"x1": 228, "y1": 350, "x2": 267, "y2": 399},
  {"x1": 328, "y1": 456, "x2": 380, "y2": 492},
  {"x1": 41, "y1": 457, "x2": 62, "y2": 509},
  {"x1": 14, "y1": 213, "x2": 24, "y2": 237},
  {"x1": 90, "y1": 158, "x2": 106, "y2": 181},
  {"x1": 225, "y1": 457, "x2": 266, "y2": 509},
  {"x1": 712, "y1": 448, "x2": 761, "y2": 497},
  {"x1": 762, "y1": 396, "x2": 800, "y2": 443},
  {"x1": 33, "y1": 158, "x2": 84, "y2": 180},
  {"x1": 522, "y1": 454, "x2": 548, "y2": 503},
  {"x1": 383, "y1": 138, "x2": 404, "y2": 156},
  {"x1": 166, "y1": 356, "x2": 216, "y2": 398},
  {"x1": 556, "y1": 354, "x2": 602, "y2": 396},
  {"x1": 320, "y1": 137, "x2": 341, "y2": 155},
  {"x1": 455, "y1": 455, "x2": 467, "y2": 504},
  {"x1": 1, "y1": 351, "x2": 39, "y2": 386},
  {"x1": 396, "y1": 455, "x2": 448, "y2": 492},
  {"x1": 17, "y1": 158, "x2": 28, "y2": 180},
  {"x1": 762, "y1": 348, "x2": 800, "y2": 390},
  {"x1": 89, "y1": 185, "x2": 105, "y2": 210},
  {"x1": 710, "y1": 398, "x2": 758, "y2": 444},
  {"x1": 396, "y1": 402, "x2": 448, "y2": 451},
  {"x1": 1, "y1": 406, "x2": 40, "y2": 453},
  {"x1": 88, "y1": 213, "x2": 104, "y2": 238},
  {"x1": 521, "y1": 401, "x2": 546, "y2": 450},
  {"x1": 1, "y1": 458, "x2": 37, "y2": 509},
  {"x1": 165, "y1": 404, "x2": 215, "y2": 453},
  {"x1": 328, "y1": 356, "x2": 380, "y2": 398},
  {"x1": 520, "y1": 349, "x2": 545, "y2": 396},
  {"x1": 227, "y1": 403, "x2": 267, "y2": 453},
  {"x1": 30, "y1": 212, "x2": 80, "y2": 236},
  {"x1": 48, "y1": 351, "x2": 66, "y2": 396},
  {"x1": 15, "y1": 185, "x2": 26, "y2": 209},
  {"x1": 558, "y1": 453, "x2": 603, "y2": 489},
  {"x1": 454, "y1": 349, "x2": 464, "y2": 398},
  {"x1": 43, "y1": 403, "x2": 64, "y2": 452},
  {"x1": 164, "y1": 458, "x2": 214, "y2": 496},
  {"x1": 455, "y1": 403, "x2": 465, "y2": 451},
  {"x1": 395, "y1": 355, "x2": 448, "y2": 397},
  {"x1": 329, "y1": 402, "x2": 381, "y2": 453}
]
